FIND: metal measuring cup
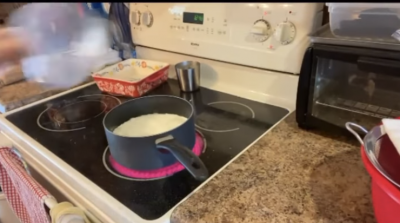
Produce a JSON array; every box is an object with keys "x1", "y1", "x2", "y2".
[{"x1": 175, "y1": 61, "x2": 201, "y2": 92}]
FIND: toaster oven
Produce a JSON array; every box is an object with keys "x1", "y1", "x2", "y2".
[{"x1": 296, "y1": 43, "x2": 400, "y2": 131}]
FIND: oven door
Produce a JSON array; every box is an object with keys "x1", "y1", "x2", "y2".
[{"x1": 297, "y1": 44, "x2": 400, "y2": 131}]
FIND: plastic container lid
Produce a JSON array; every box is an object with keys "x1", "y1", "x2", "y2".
[
  {"x1": 327, "y1": 3, "x2": 400, "y2": 10},
  {"x1": 326, "y1": 3, "x2": 400, "y2": 39}
]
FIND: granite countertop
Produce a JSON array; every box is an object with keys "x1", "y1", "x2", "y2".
[
  {"x1": 0, "y1": 78, "x2": 93, "y2": 113},
  {"x1": 171, "y1": 113, "x2": 376, "y2": 223},
  {"x1": 0, "y1": 81, "x2": 59, "y2": 113}
]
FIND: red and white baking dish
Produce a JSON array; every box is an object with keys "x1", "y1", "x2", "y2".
[{"x1": 92, "y1": 59, "x2": 170, "y2": 97}]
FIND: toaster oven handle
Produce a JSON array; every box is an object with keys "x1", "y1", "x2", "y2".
[{"x1": 357, "y1": 57, "x2": 400, "y2": 76}]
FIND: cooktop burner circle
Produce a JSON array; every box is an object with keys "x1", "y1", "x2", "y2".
[
  {"x1": 195, "y1": 101, "x2": 255, "y2": 133},
  {"x1": 103, "y1": 131, "x2": 207, "y2": 181},
  {"x1": 37, "y1": 94, "x2": 121, "y2": 132},
  {"x1": 53, "y1": 100, "x2": 107, "y2": 124}
]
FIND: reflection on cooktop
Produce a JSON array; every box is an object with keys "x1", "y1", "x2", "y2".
[
  {"x1": 37, "y1": 95, "x2": 121, "y2": 132},
  {"x1": 6, "y1": 79, "x2": 289, "y2": 220},
  {"x1": 196, "y1": 101, "x2": 255, "y2": 133}
]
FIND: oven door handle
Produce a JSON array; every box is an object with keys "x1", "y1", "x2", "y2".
[{"x1": 357, "y1": 57, "x2": 400, "y2": 76}]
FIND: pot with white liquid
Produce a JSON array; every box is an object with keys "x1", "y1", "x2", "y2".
[{"x1": 103, "y1": 95, "x2": 209, "y2": 181}]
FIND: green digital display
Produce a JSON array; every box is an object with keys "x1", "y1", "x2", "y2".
[{"x1": 183, "y1": 12, "x2": 204, "y2": 25}]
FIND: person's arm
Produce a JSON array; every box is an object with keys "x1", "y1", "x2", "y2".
[
  {"x1": 0, "y1": 27, "x2": 28, "y2": 63},
  {"x1": 0, "y1": 3, "x2": 29, "y2": 62}
]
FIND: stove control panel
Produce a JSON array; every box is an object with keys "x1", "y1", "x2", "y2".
[{"x1": 130, "y1": 3, "x2": 324, "y2": 74}]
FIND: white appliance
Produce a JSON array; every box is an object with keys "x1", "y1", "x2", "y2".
[{"x1": 0, "y1": 3, "x2": 323, "y2": 223}]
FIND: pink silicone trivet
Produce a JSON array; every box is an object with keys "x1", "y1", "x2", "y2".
[{"x1": 109, "y1": 133, "x2": 204, "y2": 179}]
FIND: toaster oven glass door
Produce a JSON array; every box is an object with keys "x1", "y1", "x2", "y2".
[{"x1": 308, "y1": 44, "x2": 400, "y2": 130}]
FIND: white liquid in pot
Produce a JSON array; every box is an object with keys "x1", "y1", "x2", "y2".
[{"x1": 113, "y1": 113, "x2": 188, "y2": 137}]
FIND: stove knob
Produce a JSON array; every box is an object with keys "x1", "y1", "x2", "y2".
[
  {"x1": 142, "y1": 11, "x2": 154, "y2": 27},
  {"x1": 273, "y1": 21, "x2": 296, "y2": 45},
  {"x1": 131, "y1": 10, "x2": 141, "y2": 25},
  {"x1": 250, "y1": 19, "x2": 271, "y2": 42}
]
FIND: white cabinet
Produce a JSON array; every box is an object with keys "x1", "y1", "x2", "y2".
[{"x1": 0, "y1": 193, "x2": 20, "y2": 223}]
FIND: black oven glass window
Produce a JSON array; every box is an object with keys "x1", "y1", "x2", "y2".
[{"x1": 311, "y1": 57, "x2": 400, "y2": 130}]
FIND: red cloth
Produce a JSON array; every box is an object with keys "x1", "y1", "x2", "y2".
[{"x1": 0, "y1": 147, "x2": 52, "y2": 223}]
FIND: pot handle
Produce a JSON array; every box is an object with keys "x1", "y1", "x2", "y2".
[
  {"x1": 156, "y1": 136, "x2": 209, "y2": 181},
  {"x1": 345, "y1": 122, "x2": 368, "y2": 145}
]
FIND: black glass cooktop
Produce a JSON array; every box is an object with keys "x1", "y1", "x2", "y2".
[{"x1": 6, "y1": 79, "x2": 288, "y2": 220}]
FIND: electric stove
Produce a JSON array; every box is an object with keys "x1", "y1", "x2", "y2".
[{"x1": 5, "y1": 79, "x2": 288, "y2": 220}]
